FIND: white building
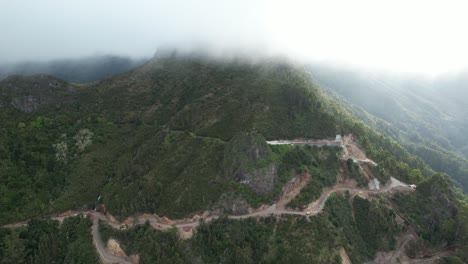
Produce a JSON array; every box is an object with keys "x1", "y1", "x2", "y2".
[{"x1": 335, "y1": 135, "x2": 342, "y2": 143}]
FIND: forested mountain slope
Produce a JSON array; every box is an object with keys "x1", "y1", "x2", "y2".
[
  {"x1": 308, "y1": 64, "x2": 468, "y2": 191},
  {"x1": 1, "y1": 53, "x2": 467, "y2": 263},
  {"x1": 0, "y1": 53, "x2": 429, "y2": 220},
  {"x1": 0, "y1": 55, "x2": 147, "y2": 83}
]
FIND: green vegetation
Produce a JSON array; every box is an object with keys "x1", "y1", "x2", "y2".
[
  {"x1": 101, "y1": 131, "x2": 226, "y2": 219},
  {"x1": 0, "y1": 55, "x2": 147, "y2": 83},
  {"x1": 223, "y1": 132, "x2": 274, "y2": 174},
  {"x1": 1, "y1": 56, "x2": 345, "y2": 222},
  {"x1": 0, "y1": 109, "x2": 118, "y2": 223},
  {"x1": 0, "y1": 56, "x2": 440, "y2": 223},
  {"x1": 309, "y1": 65, "x2": 468, "y2": 191},
  {"x1": 353, "y1": 196, "x2": 399, "y2": 253},
  {"x1": 1, "y1": 54, "x2": 466, "y2": 258},
  {"x1": 369, "y1": 164, "x2": 391, "y2": 185},
  {"x1": 392, "y1": 173, "x2": 468, "y2": 262},
  {"x1": 97, "y1": 192, "x2": 400, "y2": 263},
  {"x1": 345, "y1": 158, "x2": 367, "y2": 187},
  {"x1": 99, "y1": 221, "x2": 187, "y2": 263},
  {"x1": 0, "y1": 215, "x2": 99, "y2": 264},
  {"x1": 280, "y1": 145, "x2": 340, "y2": 208}
]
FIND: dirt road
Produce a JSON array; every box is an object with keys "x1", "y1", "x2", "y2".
[
  {"x1": 267, "y1": 134, "x2": 378, "y2": 166},
  {"x1": 91, "y1": 216, "x2": 132, "y2": 264},
  {"x1": 2, "y1": 176, "x2": 411, "y2": 264},
  {"x1": 2, "y1": 135, "x2": 412, "y2": 263}
]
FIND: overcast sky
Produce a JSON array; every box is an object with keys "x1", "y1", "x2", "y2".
[{"x1": 1, "y1": 0, "x2": 467, "y2": 75}]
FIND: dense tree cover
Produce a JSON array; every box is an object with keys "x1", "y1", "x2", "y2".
[
  {"x1": 0, "y1": 108, "x2": 118, "y2": 224},
  {"x1": 345, "y1": 158, "x2": 368, "y2": 187},
  {"x1": 101, "y1": 131, "x2": 226, "y2": 219},
  {"x1": 0, "y1": 55, "x2": 147, "y2": 83},
  {"x1": 0, "y1": 56, "x2": 341, "y2": 223},
  {"x1": 0, "y1": 215, "x2": 99, "y2": 264},
  {"x1": 100, "y1": 221, "x2": 188, "y2": 263},
  {"x1": 277, "y1": 145, "x2": 340, "y2": 208},
  {"x1": 97, "y1": 193, "x2": 400, "y2": 263},
  {"x1": 309, "y1": 65, "x2": 468, "y2": 191},
  {"x1": 0, "y1": 51, "x2": 465, "y2": 253},
  {"x1": 406, "y1": 144, "x2": 468, "y2": 190},
  {"x1": 392, "y1": 173, "x2": 468, "y2": 262},
  {"x1": 223, "y1": 132, "x2": 274, "y2": 177},
  {"x1": 353, "y1": 196, "x2": 399, "y2": 253}
]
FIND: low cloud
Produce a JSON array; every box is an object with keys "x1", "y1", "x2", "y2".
[{"x1": 1, "y1": 0, "x2": 467, "y2": 75}]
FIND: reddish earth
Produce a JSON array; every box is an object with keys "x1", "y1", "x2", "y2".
[{"x1": 3, "y1": 135, "x2": 419, "y2": 264}]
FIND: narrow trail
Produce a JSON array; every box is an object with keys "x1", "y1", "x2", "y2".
[
  {"x1": 401, "y1": 251, "x2": 453, "y2": 264},
  {"x1": 1, "y1": 177, "x2": 412, "y2": 264},
  {"x1": 340, "y1": 247, "x2": 352, "y2": 264},
  {"x1": 276, "y1": 173, "x2": 312, "y2": 209},
  {"x1": 267, "y1": 134, "x2": 378, "y2": 166},
  {"x1": 1, "y1": 135, "x2": 414, "y2": 263},
  {"x1": 92, "y1": 216, "x2": 132, "y2": 264}
]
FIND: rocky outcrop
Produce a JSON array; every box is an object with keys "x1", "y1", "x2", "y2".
[
  {"x1": 248, "y1": 164, "x2": 278, "y2": 195},
  {"x1": 178, "y1": 226, "x2": 194, "y2": 240},
  {"x1": 106, "y1": 238, "x2": 127, "y2": 257},
  {"x1": 129, "y1": 254, "x2": 140, "y2": 264},
  {"x1": 0, "y1": 75, "x2": 76, "y2": 112},
  {"x1": 223, "y1": 131, "x2": 278, "y2": 194},
  {"x1": 214, "y1": 193, "x2": 252, "y2": 215}
]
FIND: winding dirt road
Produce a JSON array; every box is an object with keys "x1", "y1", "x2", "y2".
[
  {"x1": 2, "y1": 177, "x2": 412, "y2": 264},
  {"x1": 267, "y1": 134, "x2": 378, "y2": 166},
  {"x1": 1, "y1": 135, "x2": 413, "y2": 264},
  {"x1": 91, "y1": 216, "x2": 132, "y2": 264},
  {"x1": 87, "y1": 176, "x2": 410, "y2": 264}
]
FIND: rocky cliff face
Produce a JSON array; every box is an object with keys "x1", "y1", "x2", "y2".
[
  {"x1": 214, "y1": 193, "x2": 252, "y2": 215},
  {"x1": 0, "y1": 75, "x2": 76, "y2": 112},
  {"x1": 223, "y1": 131, "x2": 278, "y2": 194}
]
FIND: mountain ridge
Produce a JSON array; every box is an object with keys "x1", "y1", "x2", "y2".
[{"x1": 0, "y1": 54, "x2": 467, "y2": 263}]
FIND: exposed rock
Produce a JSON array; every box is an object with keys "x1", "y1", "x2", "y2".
[
  {"x1": 0, "y1": 75, "x2": 76, "y2": 112},
  {"x1": 278, "y1": 172, "x2": 311, "y2": 209},
  {"x1": 106, "y1": 213, "x2": 118, "y2": 224},
  {"x1": 214, "y1": 193, "x2": 251, "y2": 215},
  {"x1": 129, "y1": 254, "x2": 140, "y2": 264},
  {"x1": 122, "y1": 216, "x2": 135, "y2": 225},
  {"x1": 177, "y1": 226, "x2": 193, "y2": 240},
  {"x1": 12, "y1": 95, "x2": 39, "y2": 113},
  {"x1": 160, "y1": 216, "x2": 174, "y2": 225},
  {"x1": 247, "y1": 164, "x2": 278, "y2": 195},
  {"x1": 340, "y1": 247, "x2": 352, "y2": 264},
  {"x1": 106, "y1": 238, "x2": 127, "y2": 257},
  {"x1": 223, "y1": 131, "x2": 278, "y2": 194}
]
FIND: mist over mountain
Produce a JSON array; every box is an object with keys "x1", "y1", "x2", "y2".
[
  {"x1": 1, "y1": 0, "x2": 468, "y2": 261},
  {"x1": 0, "y1": 52, "x2": 467, "y2": 263},
  {"x1": 307, "y1": 64, "x2": 468, "y2": 190},
  {"x1": 0, "y1": 55, "x2": 147, "y2": 83}
]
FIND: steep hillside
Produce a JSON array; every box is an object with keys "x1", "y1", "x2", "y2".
[
  {"x1": 0, "y1": 55, "x2": 147, "y2": 83},
  {"x1": 0, "y1": 54, "x2": 435, "y2": 221},
  {"x1": 1, "y1": 53, "x2": 467, "y2": 263},
  {"x1": 308, "y1": 64, "x2": 468, "y2": 191}
]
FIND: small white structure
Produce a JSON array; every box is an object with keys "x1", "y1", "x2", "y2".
[
  {"x1": 335, "y1": 135, "x2": 342, "y2": 143},
  {"x1": 409, "y1": 184, "x2": 417, "y2": 190},
  {"x1": 368, "y1": 178, "x2": 381, "y2": 190}
]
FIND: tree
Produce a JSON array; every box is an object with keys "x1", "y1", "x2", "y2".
[
  {"x1": 1, "y1": 231, "x2": 26, "y2": 264},
  {"x1": 407, "y1": 169, "x2": 424, "y2": 184}
]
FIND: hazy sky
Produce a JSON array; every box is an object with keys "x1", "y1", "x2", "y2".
[{"x1": 1, "y1": 0, "x2": 467, "y2": 75}]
